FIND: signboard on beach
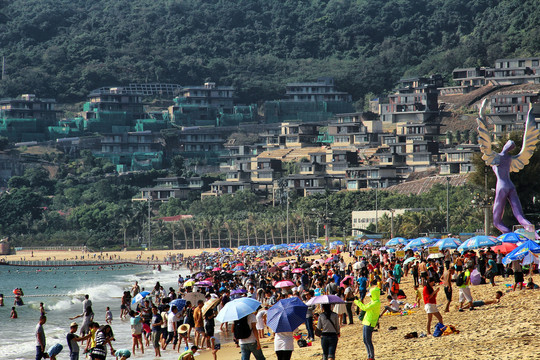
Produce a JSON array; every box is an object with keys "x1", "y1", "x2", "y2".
[
  {"x1": 355, "y1": 250, "x2": 363, "y2": 257},
  {"x1": 395, "y1": 250, "x2": 405, "y2": 258},
  {"x1": 331, "y1": 249, "x2": 337, "y2": 254},
  {"x1": 428, "y1": 246, "x2": 440, "y2": 254}
]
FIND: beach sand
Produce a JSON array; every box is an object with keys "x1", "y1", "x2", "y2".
[{"x1": 6, "y1": 249, "x2": 540, "y2": 359}]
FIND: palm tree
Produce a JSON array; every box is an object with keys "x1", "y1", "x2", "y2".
[
  {"x1": 119, "y1": 217, "x2": 132, "y2": 248},
  {"x1": 248, "y1": 214, "x2": 258, "y2": 246},
  {"x1": 223, "y1": 218, "x2": 234, "y2": 249},
  {"x1": 178, "y1": 219, "x2": 189, "y2": 250},
  {"x1": 213, "y1": 216, "x2": 223, "y2": 248},
  {"x1": 202, "y1": 217, "x2": 213, "y2": 249}
]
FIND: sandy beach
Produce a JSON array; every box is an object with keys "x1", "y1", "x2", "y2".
[{"x1": 3, "y1": 248, "x2": 539, "y2": 360}]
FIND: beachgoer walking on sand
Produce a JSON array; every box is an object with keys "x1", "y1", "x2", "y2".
[
  {"x1": 35, "y1": 315, "x2": 47, "y2": 360},
  {"x1": 354, "y1": 280, "x2": 380, "y2": 360},
  {"x1": 442, "y1": 266, "x2": 455, "y2": 312},
  {"x1": 317, "y1": 303, "x2": 340, "y2": 360},
  {"x1": 423, "y1": 277, "x2": 443, "y2": 335},
  {"x1": 193, "y1": 300, "x2": 205, "y2": 348},
  {"x1": 233, "y1": 311, "x2": 266, "y2": 360},
  {"x1": 458, "y1": 265, "x2": 474, "y2": 311},
  {"x1": 511, "y1": 260, "x2": 524, "y2": 291}
]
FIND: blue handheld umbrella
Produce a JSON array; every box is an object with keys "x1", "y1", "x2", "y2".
[
  {"x1": 170, "y1": 298, "x2": 186, "y2": 312},
  {"x1": 267, "y1": 297, "x2": 307, "y2": 333},
  {"x1": 132, "y1": 291, "x2": 150, "y2": 305},
  {"x1": 216, "y1": 297, "x2": 261, "y2": 323}
]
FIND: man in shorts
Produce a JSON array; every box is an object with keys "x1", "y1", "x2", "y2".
[
  {"x1": 458, "y1": 265, "x2": 474, "y2": 312},
  {"x1": 442, "y1": 266, "x2": 455, "y2": 312},
  {"x1": 193, "y1": 300, "x2": 205, "y2": 348},
  {"x1": 512, "y1": 260, "x2": 524, "y2": 291},
  {"x1": 150, "y1": 306, "x2": 163, "y2": 357}
]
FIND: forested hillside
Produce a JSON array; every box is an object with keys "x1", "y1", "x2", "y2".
[{"x1": 0, "y1": 0, "x2": 538, "y2": 104}]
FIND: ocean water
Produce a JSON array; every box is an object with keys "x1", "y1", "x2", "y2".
[{"x1": 0, "y1": 263, "x2": 205, "y2": 360}]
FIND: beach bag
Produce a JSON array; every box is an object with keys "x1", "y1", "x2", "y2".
[
  {"x1": 455, "y1": 272, "x2": 465, "y2": 287},
  {"x1": 233, "y1": 316, "x2": 252, "y2": 339},
  {"x1": 433, "y1": 322, "x2": 447, "y2": 337},
  {"x1": 443, "y1": 325, "x2": 459, "y2": 335},
  {"x1": 297, "y1": 339, "x2": 308, "y2": 347},
  {"x1": 470, "y1": 269, "x2": 482, "y2": 285}
]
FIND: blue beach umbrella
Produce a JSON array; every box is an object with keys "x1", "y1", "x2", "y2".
[
  {"x1": 267, "y1": 297, "x2": 308, "y2": 333},
  {"x1": 502, "y1": 240, "x2": 540, "y2": 265},
  {"x1": 458, "y1": 236, "x2": 500, "y2": 252},
  {"x1": 216, "y1": 297, "x2": 261, "y2": 323},
  {"x1": 496, "y1": 232, "x2": 529, "y2": 244},
  {"x1": 331, "y1": 241, "x2": 344, "y2": 246},
  {"x1": 386, "y1": 237, "x2": 408, "y2": 247},
  {"x1": 404, "y1": 237, "x2": 437, "y2": 250},
  {"x1": 435, "y1": 238, "x2": 462, "y2": 250},
  {"x1": 219, "y1": 248, "x2": 234, "y2": 253},
  {"x1": 132, "y1": 291, "x2": 150, "y2": 305},
  {"x1": 170, "y1": 298, "x2": 186, "y2": 312}
]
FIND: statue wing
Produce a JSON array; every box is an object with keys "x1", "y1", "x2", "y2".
[
  {"x1": 510, "y1": 107, "x2": 540, "y2": 172},
  {"x1": 476, "y1": 100, "x2": 499, "y2": 166}
]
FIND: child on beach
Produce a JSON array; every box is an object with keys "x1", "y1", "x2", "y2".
[
  {"x1": 45, "y1": 343, "x2": 63, "y2": 360},
  {"x1": 380, "y1": 295, "x2": 401, "y2": 316},
  {"x1": 106, "y1": 307, "x2": 113, "y2": 324},
  {"x1": 179, "y1": 345, "x2": 198, "y2": 360},
  {"x1": 10, "y1": 306, "x2": 17, "y2": 318},
  {"x1": 129, "y1": 310, "x2": 144, "y2": 355},
  {"x1": 414, "y1": 285, "x2": 422, "y2": 306},
  {"x1": 114, "y1": 349, "x2": 131, "y2": 359},
  {"x1": 256, "y1": 306, "x2": 268, "y2": 338}
]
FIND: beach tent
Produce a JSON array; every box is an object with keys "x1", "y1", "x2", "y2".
[{"x1": 502, "y1": 240, "x2": 540, "y2": 265}]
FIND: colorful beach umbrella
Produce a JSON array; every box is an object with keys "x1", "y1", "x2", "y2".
[
  {"x1": 195, "y1": 281, "x2": 213, "y2": 287},
  {"x1": 215, "y1": 298, "x2": 261, "y2": 323},
  {"x1": 292, "y1": 268, "x2": 303, "y2": 273},
  {"x1": 404, "y1": 237, "x2": 437, "y2": 250},
  {"x1": 491, "y1": 242, "x2": 518, "y2": 254},
  {"x1": 458, "y1": 236, "x2": 500, "y2": 252},
  {"x1": 183, "y1": 279, "x2": 195, "y2": 288},
  {"x1": 267, "y1": 297, "x2": 308, "y2": 333}
]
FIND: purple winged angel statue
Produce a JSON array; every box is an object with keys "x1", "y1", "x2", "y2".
[{"x1": 477, "y1": 99, "x2": 540, "y2": 239}]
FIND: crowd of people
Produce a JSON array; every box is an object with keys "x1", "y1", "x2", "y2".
[{"x1": 28, "y1": 243, "x2": 538, "y2": 360}]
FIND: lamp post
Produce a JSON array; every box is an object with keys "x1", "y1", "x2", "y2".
[
  {"x1": 147, "y1": 196, "x2": 152, "y2": 250},
  {"x1": 446, "y1": 176, "x2": 450, "y2": 233},
  {"x1": 471, "y1": 167, "x2": 492, "y2": 236},
  {"x1": 312, "y1": 198, "x2": 332, "y2": 247},
  {"x1": 375, "y1": 183, "x2": 379, "y2": 233}
]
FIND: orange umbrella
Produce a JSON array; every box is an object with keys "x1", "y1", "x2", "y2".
[{"x1": 491, "y1": 242, "x2": 518, "y2": 254}]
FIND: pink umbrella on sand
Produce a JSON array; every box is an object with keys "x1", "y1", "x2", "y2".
[{"x1": 275, "y1": 280, "x2": 295, "y2": 288}]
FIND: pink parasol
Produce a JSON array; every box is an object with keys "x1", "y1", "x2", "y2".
[
  {"x1": 340, "y1": 275, "x2": 354, "y2": 288},
  {"x1": 292, "y1": 268, "x2": 303, "y2": 273},
  {"x1": 275, "y1": 280, "x2": 295, "y2": 288}
]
